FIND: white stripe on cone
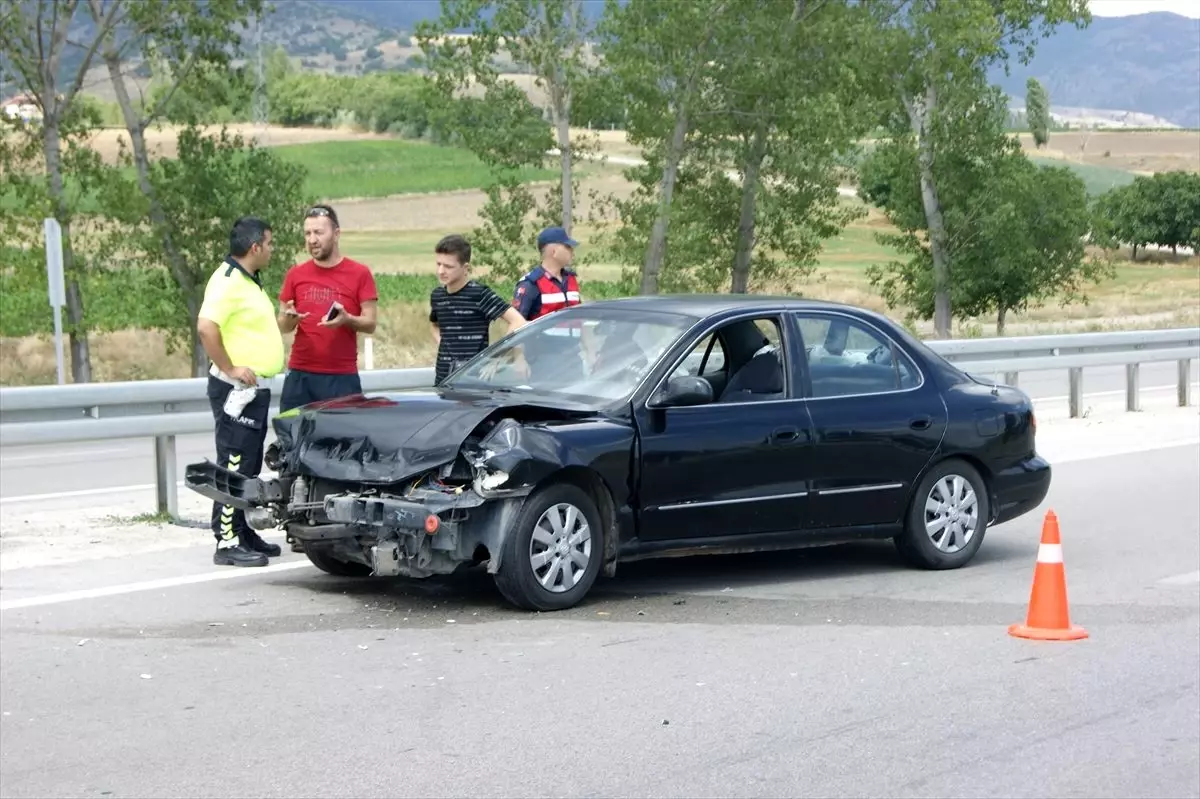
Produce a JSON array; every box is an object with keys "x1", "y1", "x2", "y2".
[{"x1": 1037, "y1": 543, "x2": 1064, "y2": 564}]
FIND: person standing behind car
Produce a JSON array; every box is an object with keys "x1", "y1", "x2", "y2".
[
  {"x1": 196, "y1": 217, "x2": 285, "y2": 568},
  {"x1": 429, "y1": 234, "x2": 527, "y2": 385},
  {"x1": 510, "y1": 226, "x2": 587, "y2": 379},
  {"x1": 277, "y1": 203, "x2": 378, "y2": 413}
]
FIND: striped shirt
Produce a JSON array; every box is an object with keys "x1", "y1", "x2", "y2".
[{"x1": 429, "y1": 280, "x2": 509, "y2": 384}]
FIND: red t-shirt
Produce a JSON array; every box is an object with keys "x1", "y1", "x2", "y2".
[{"x1": 279, "y1": 257, "x2": 378, "y2": 374}]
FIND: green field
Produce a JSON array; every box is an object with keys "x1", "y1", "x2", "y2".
[
  {"x1": 272, "y1": 139, "x2": 560, "y2": 199},
  {"x1": 0, "y1": 139, "x2": 562, "y2": 214},
  {"x1": 1028, "y1": 155, "x2": 1138, "y2": 196}
]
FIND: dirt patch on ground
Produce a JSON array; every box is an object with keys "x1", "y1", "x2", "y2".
[
  {"x1": 1014, "y1": 130, "x2": 1200, "y2": 174},
  {"x1": 338, "y1": 172, "x2": 641, "y2": 232},
  {"x1": 81, "y1": 124, "x2": 391, "y2": 165}
]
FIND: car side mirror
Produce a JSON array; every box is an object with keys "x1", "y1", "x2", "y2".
[{"x1": 652, "y1": 375, "x2": 714, "y2": 408}]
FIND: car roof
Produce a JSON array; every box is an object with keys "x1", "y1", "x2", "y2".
[{"x1": 579, "y1": 294, "x2": 871, "y2": 318}]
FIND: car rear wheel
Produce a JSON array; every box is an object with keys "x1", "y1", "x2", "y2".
[
  {"x1": 894, "y1": 458, "x2": 989, "y2": 570},
  {"x1": 303, "y1": 544, "x2": 374, "y2": 577},
  {"x1": 494, "y1": 482, "x2": 604, "y2": 611}
]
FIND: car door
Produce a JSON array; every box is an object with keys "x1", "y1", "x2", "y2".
[
  {"x1": 632, "y1": 313, "x2": 816, "y2": 542},
  {"x1": 792, "y1": 311, "x2": 947, "y2": 530}
]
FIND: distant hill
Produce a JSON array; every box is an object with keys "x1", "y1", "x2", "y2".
[
  {"x1": 988, "y1": 12, "x2": 1199, "y2": 129},
  {"x1": 316, "y1": 3, "x2": 1198, "y2": 129},
  {"x1": 32, "y1": 3, "x2": 1199, "y2": 130}
]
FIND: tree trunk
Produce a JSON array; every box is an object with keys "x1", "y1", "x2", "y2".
[
  {"x1": 550, "y1": 79, "x2": 573, "y2": 232},
  {"x1": 996, "y1": 306, "x2": 1007, "y2": 336},
  {"x1": 641, "y1": 88, "x2": 694, "y2": 295},
  {"x1": 730, "y1": 125, "x2": 768, "y2": 294},
  {"x1": 41, "y1": 120, "x2": 93, "y2": 383},
  {"x1": 905, "y1": 84, "x2": 952, "y2": 339},
  {"x1": 102, "y1": 49, "x2": 199, "y2": 368}
]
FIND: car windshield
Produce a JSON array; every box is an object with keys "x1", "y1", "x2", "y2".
[{"x1": 443, "y1": 307, "x2": 695, "y2": 402}]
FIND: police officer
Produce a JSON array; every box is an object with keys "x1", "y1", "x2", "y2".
[
  {"x1": 509, "y1": 226, "x2": 587, "y2": 380},
  {"x1": 196, "y1": 217, "x2": 287, "y2": 568},
  {"x1": 512, "y1": 226, "x2": 583, "y2": 321}
]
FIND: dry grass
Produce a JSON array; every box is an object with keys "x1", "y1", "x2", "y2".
[
  {"x1": 1013, "y1": 130, "x2": 1200, "y2": 174},
  {"x1": 5, "y1": 249, "x2": 1195, "y2": 385},
  {"x1": 80, "y1": 123, "x2": 393, "y2": 166}
]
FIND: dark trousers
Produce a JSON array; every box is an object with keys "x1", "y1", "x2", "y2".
[
  {"x1": 206, "y1": 375, "x2": 271, "y2": 546},
  {"x1": 280, "y1": 369, "x2": 362, "y2": 413}
]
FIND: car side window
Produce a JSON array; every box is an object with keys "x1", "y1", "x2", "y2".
[
  {"x1": 795, "y1": 314, "x2": 921, "y2": 399},
  {"x1": 715, "y1": 316, "x2": 788, "y2": 403},
  {"x1": 672, "y1": 333, "x2": 727, "y2": 379}
]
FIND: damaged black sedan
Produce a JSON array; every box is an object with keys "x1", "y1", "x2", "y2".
[{"x1": 185, "y1": 296, "x2": 1051, "y2": 611}]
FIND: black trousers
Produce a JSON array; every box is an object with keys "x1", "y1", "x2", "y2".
[
  {"x1": 206, "y1": 375, "x2": 271, "y2": 546},
  {"x1": 279, "y1": 369, "x2": 362, "y2": 413}
]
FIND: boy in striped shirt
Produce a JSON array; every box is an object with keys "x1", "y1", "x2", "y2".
[{"x1": 429, "y1": 234, "x2": 527, "y2": 385}]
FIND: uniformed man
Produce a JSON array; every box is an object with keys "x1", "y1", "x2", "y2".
[
  {"x1": 196, "y1": 217, "x2": 286, "y2": 568},
  {"x1": 508, "y1": 226, "x2": 587, "y2": 380},
  {"x1": 511, "y1": 226, "x2": 583, "y2": 322}
]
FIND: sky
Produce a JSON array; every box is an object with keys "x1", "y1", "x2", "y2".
[{"x1": 1088, "y1": 0, "x2": 1200, "y2": 17}]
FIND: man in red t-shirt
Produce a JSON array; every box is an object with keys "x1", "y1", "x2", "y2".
[{"x1": 277, "y1": 204, "x2": 378, "y2": 414}]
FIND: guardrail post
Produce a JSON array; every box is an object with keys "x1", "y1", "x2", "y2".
[
  {"x1": 1125, "y1": 363, "x2": 1140, "y2": 412},
  {"x1": 155, "y1": 435, "x2": 177, "y2": 518},
  {"x1": 1068, "y1": 367, "x2": 1083, "y2": 418},
  {"x1": 1181, "y1": 359, "x2": 1193, "y2": 408},
  {"x1": 1003, "y1": 371, "x2": 1018, "y2": 387}
]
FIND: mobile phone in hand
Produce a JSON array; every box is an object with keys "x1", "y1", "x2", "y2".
[{"x1": 324, "y1": 304, "x2": 341, "y2": 322}]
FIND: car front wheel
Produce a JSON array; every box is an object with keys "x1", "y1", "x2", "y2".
[
  {"x1": 494, "y1": 482, "x2": 604, "y2": 611},
  {"x1": 894, "y1": 458, "x2": 990, "y2": 570}
]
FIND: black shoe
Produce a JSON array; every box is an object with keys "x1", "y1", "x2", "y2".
[
  {"x1": 214, "y1": 544, "x2": 269, "y2": 567},
  {"x1": 242, "y1": 531, "x2": 282, "y2": 557}
]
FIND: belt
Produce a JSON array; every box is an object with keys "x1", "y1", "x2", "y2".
[{"x1": 209, "y1": 364, "x2": 268, "y2": 389}]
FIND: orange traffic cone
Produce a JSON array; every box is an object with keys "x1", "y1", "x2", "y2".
[{"x1": 1008, "y1": 509, "x2": 1088, "y2": 641}]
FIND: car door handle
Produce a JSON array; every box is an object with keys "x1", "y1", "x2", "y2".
[
  {"x1": 771, "y1": 426, "x2": 799, "y2": 443},
  {"x1": 909, "y1": 415, "x2": 932, "y2": 430}
]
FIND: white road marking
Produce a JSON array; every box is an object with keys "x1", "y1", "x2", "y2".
[
  {"x1": 1047, "y1": 438, "x2": 1200, "y2": 465},
  {"x1": 1034, "y1": 383, "x2": 1199, "y2": 404},
  {"x1": 0, "y1": 483, "x2": 178, "y2": 504},
  {"x1": 1158, "y1": 571, "x2": 1200, "y2": 586},
  {"x1": 0, "y1": 471, "x2": 279, "y2": 505},
  {"x1": 0, "y1": 447, "x2": 130, "y2": 464},
  {"x1": 0, "y1": 559, "x2": 315, "y2": 612}
]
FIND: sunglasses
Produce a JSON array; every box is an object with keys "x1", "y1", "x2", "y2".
[{"x1": 305, "y1": 206, "x2": 339, "y2": 226}]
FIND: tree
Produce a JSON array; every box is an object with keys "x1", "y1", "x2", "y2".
[
  {"x1": 416, "y1": 0, "x2": 596, "y2": 232},
  {"x1": 595, "y1": 0, "x2": 737, "y2": 294},
  {"x1": 106, "y1": 125, "x2": 311, "y2": 372},
  {"x1": 89, "y1": 0, "x2": 269, "y2": 374},
  {"x1": 1092, "y1": 172, "x2": 1200, "y2": 259},
  {"x1": 861, "y1": 143, "x2": 1109, "y2": 334},
  {"x1": 0, "y1": 0, "x2": 130, "y2": 381},
  {"x1": 703, "y1": 0, "x2": 883, "y2": 294},
  {"x1": 1025, "y1": 77, "x2": 1050, "y2": 148},
  {"x1": 867, "y1": 0, "x2": 1090, "y2": 338}
]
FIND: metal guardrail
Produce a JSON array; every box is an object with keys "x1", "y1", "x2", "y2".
[{"x1": 1, "y1": 329, "x2": 1197, "y2": 517}]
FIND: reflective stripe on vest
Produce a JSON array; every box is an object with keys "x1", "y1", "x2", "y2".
[{"x1": 532, "y1": 272, "x2": 582, "y2": 318}]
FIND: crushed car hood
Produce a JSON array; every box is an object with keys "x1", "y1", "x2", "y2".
[{"x1": 271, "y1": 389, "x2": 593, "y2": 484}]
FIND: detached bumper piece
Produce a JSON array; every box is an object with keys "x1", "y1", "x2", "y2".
[
  {"x1": 323, "y1": 495, "x2": 442, "y2": 534},
  {"x1": 184, "y1": 460, "x2": 283, "y2": 509}
]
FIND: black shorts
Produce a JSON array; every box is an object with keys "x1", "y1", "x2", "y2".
[{"x1": 280, "y1": 369, "x2": 363, "y2": 413}]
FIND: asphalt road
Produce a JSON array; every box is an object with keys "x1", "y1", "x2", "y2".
[
  {"x1": 1, "y1": 443, "x2": 1198, "y2": 799},
  {"x1": 0, "y1": 362, "x2": 1195, "y2": 503}
]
